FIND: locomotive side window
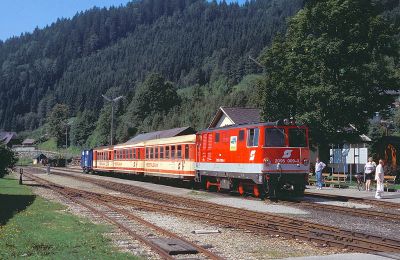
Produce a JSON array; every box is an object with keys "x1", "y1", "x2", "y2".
[
  {"x1": 160, "y1": 147, "x2": 164, "y2": 159},
  {"x1": 247, "y1": 128, "x2": 259, "y2": 147},
  {"x1": 289, "y1": 128, "x2": 307, "y2": 147},
  {"x1": 215, "y1": 133, "x2": 220, "y2": 143},
  {"x1": 185, "y1": 144, "x2": 189, "y2": 159},
  {"x1": 239, "y1": 130, "x2": 245, "y2": 141},
  {"x1": 265, "y1": 128, "x2": 285, "y2": 147}
]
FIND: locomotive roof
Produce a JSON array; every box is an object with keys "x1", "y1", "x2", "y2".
[{"x1": 199, "y1": 121, "x2": 306, "y2": 133}]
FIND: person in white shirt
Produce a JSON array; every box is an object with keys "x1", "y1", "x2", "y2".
[
  {"x1": 315, "y1": 157, "x2": 326, "y2": 190},
  {"x1": 375, "y1": 159, "x2": 385, "y2": 199},
  {"x1": 364, "y1": 157, "x2": 376, "y2": 191}
]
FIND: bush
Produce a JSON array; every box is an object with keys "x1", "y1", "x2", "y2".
[{"x1": 0, "y1": 145, "x2": 18, "y2": 178}]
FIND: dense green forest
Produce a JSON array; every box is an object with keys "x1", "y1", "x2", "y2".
[
  {"x1": 0, "y1": 0, "x2": 302, "y2": 137},
  {"x1": 2, "y1": 0, "x2": 400, "y2": 150}
]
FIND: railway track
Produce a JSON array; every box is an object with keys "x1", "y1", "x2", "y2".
[
  {"x1": 42, "y1": 167, "x2": 400, "y2": 222},
  {"x1": 24, "y1": 171, "x2": 224, "y2": 260},
  {"x1": 25, "y1": 167, "x2": 400, "y2": 253}
]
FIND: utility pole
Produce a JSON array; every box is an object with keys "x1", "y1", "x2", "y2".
[{"x1": 102, "y1": 94, "x2": 124, "y2": 146}]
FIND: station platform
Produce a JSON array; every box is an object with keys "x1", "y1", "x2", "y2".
[{"x1": 305, "y1": 185, "x2": 400, "y2": 204}]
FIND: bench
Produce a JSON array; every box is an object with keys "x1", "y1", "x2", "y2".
[
  {"x1": 322, "y1": 173, "x2": 348, "y2": 188},
  {"x1": 384, "y1": 175, "x2": 397, "y2": 191},
  {"x1": 308, "y1": 173, "x2": 348, "y2": 188}
]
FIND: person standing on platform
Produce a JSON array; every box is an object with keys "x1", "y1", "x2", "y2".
[
  {"x1": 315, "y1": 157, "x2": 326, "y2": 190},
  {"x1": 375, "y1": 159, "x2": 385, "y2": 199},
  {"x1": 364, "y1": 157, "x2": 376, "y2": 191}
]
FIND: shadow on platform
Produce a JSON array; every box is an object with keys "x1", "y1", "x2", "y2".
[{"x1": 0, "y1": 194, "x2": 36, "y2": 225}]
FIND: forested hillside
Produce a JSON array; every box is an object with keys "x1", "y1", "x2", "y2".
[{"x1": 0, "y1": 0, "x2": 303, "y2": 137}]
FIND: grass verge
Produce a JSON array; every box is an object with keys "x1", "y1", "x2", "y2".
[{"x1": 0, "y1": 176, "x2": 139, "y2": 259}]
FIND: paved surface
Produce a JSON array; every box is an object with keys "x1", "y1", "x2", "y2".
[
  {"x1": 306, "y1": 185, "x2": 400, "y2": 204},
  {"x1": 284, "y1": 253, "x2": 400, "y2": 260}
]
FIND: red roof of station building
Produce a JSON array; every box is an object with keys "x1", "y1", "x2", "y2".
[
  {"x1": 125, "y1": 126, "x2": 196, "y2": 144},
  {"x1": 208, "y1": 107, "x2": 261, "y2": 128}
]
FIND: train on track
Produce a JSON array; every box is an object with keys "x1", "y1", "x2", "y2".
[{"x1": 81, "y1": 120, "x2": 310, "y2": 198}]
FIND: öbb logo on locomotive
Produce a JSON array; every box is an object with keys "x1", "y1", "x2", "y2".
[
  {"x1": 282, "y1": 149, "x2": 293, "y2": 159},
  {"x1": 81, "y1": 120, "x2": 310, "y2": 198}
]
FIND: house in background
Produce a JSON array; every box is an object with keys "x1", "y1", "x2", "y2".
[
  {"x1": 0, "y1": 131, "x2": 18, "y2": 147},
  {"x1": 209, "y1": 107, "x2": 261, "y2": 128}
]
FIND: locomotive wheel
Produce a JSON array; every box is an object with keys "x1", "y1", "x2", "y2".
[
  {"x1": 238, "y1": 182, "x2": 244, "y2": 196},
  {"x1": 253, "y1": 184, "x2": 260, "y2": 198},
  {"x1": 206, "y1": 180, "x2": 211, "y2": 190}
]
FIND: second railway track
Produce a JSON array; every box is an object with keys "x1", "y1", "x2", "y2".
[{"x1": 25, "y1": 167, "x2": 400, "y2": 254}]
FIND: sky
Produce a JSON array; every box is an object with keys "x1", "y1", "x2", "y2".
[{"x1": 0, "y1": 0, "x2": 246, "y2": 41}]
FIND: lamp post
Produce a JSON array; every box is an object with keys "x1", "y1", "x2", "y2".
[
  {"x1": 102, "y1": 94, "x2": 124, "y2": 146},
  {"x1": 65, "y1": 120, "x2": 73, "y2": 149}
]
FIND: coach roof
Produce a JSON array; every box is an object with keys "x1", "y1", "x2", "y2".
[{"x1": 125, "y1": 126, "x2": 196, "y2": 144}]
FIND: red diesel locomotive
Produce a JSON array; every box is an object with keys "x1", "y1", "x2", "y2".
[{"x1": 83, "y1": 120, "x2": 310, "y2": 198}]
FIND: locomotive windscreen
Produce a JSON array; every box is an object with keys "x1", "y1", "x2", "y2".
[
  {"x1": 264, "y1": 128, "x2": 285, "y2": 147},
  {"x1": 289, "y1": 128, "x2": 307, "y2": 147}
]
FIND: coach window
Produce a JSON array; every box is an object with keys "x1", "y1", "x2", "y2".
[
  {"x1": 160, "y1": 146, "x2": 164, "y2": 159},
  {"x1": 146, "y1": 148, "x2": 149, "y2": 159},
  {"x1": 137, "y1": 149, "x2": 140, "y2": 159},
  {"x1": 247, "y1": 128, "x2": 259, "y2": 147},
  {"x1": 215, "y1": 133, "x2": 220, "y2": 143},
  {"x1": 150, "y1": 147, "x2": 153, "y2": 159},
  {"x1": 155, "y1": 147, "x2": 159, "y2": 159},
  {"x1": 185, "y1": 145, "x2": 189, "y2": 159},
  {"x1": 239, "y1": 130, "x2": 245, "y2": 141},
  {"x1": 166, "y1": 146, "x2": 170, "y2": 159},
  {"x1": 114, "y1": 150, "x2": 116, "y2": 159},
  {"x1": 171, "y1": 146, "x2": 176, "y2": 159},
  {"x1": 264, "y1": 128, "x2": 286, "y2": 147},
  {"x1": 177, "y1": 145, "x2": 182, "y2": 159}
]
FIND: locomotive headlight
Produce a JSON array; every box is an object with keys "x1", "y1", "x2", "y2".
[
  {"x1": 263, "y1": 157, "x2": 271, "y2": 166},
  {"x1": 303, "y1": 159, "x2": 309, "y2": 166},
  {"x1": 276, "y1": 163, "x2": 282, "y2": 170}
]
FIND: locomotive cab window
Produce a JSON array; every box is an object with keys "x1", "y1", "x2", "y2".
[
  {"x1": 289, "y1": 128, "x2": 307, "y2": 147},
  {"x1": 247, "y1": 128, "x2": 259, "y2": 147},
  {"x1": 265, "y1": 128, "x2": 286, "y2": 147}
]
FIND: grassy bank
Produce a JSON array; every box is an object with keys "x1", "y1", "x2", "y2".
[{"x1": 0, "y1": 177, "x2": 138, "y2": 259}]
